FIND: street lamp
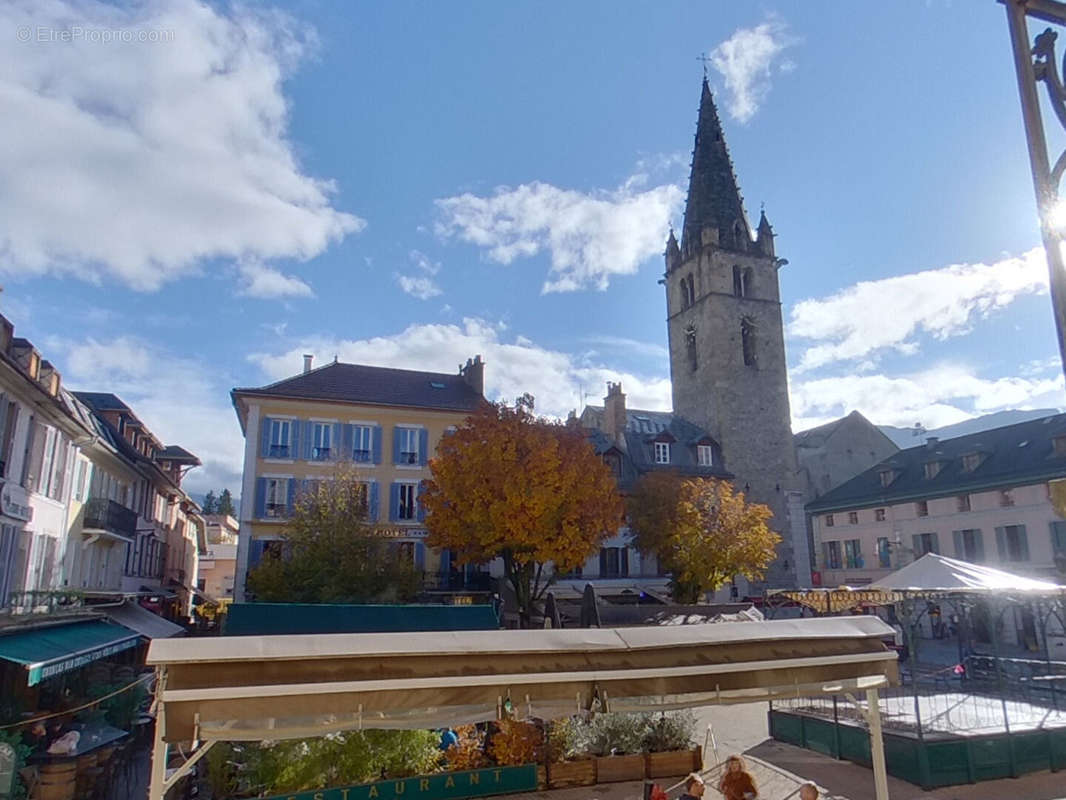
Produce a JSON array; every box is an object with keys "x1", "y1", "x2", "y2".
[{"x1": 1002, "y1": 0, "x2": 1066, "y2": 378}]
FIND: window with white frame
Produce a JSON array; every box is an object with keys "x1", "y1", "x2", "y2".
[
  {"x1": 844, "y1": 539, "x2": 862, "y2": 569},
  {"x1": 697, "y1": 444, "x2": 713, "y2": 466},
  {"x1": 654, "y1": 442, "x2": 670, "y2": 464},
  {"x1": 311, "y1": 422, "x2": 332, "y2": 461},
  {"x1": 74, "y1": 460, "x2": 88, "y2": 502},
  {"x1": 398, "y1": 428, "x2": 419, "y2": 465},
  {"x1": 352, "y1": 425, "x2": 372, "y2": 462},
  {"x1": 875, "y1": 508, "x2": 886, "y2": 522},
  {"x1": 398, "y1": 484, "x2": 416, "y2": 520},
  {"x1": 265, "y1": 478, "x2": 288, "y2": 518},
  {"x1": 824, "y1": 541, "x2": 841, "y2": 569},
  {"x1": 269, "y1": 419, "x2": 292, "y2": 458},
  {"x1": 912, "y1": 532, "x2": 939, "y2": 556}
]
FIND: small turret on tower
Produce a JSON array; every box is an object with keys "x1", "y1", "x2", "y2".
[
  {"x1": 664, "y1": 228, "x2": 681, "y2": 272},
  {"x1": 756, "y1": 207, "x2": 775, "y2": 258}
]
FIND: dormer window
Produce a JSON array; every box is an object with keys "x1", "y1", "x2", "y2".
[
  {"x1": 879, "y1": 469, "x2": 896, "y2": 488},
  {"x1": 1054, "y1": 435, "x2": 1066, "y2": 457},
  {"x1": 924, "y1": 461, "x2": 943, "y2": 480},
  {"x1": 654, "y1": 441, "x2": 671, "y2": 464},
  {"x1": 697, "y1": 444, "x2": 714, "y2": 467},
  {"x1": 961, "y1": 452, "x2": 984, "y2": 472}
]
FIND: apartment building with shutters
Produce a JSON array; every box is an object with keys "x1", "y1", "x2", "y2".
[
  {"x1": 808, "y1": 414, "x2": 1066, "y2": 608},
  {"x1": 231, "y1": 354, "x2": 486, "y2": 601}
]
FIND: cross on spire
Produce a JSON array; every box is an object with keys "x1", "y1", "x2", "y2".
[{"x1": 697, "y1": 52, "x2": 713, "y2": 79}]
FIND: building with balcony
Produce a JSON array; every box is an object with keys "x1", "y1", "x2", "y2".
[
  {"x1": 198, "y1": 514, "x2": 238, "y2": 600},
  {"x1": 808, "y1": 414, "x2": 1066, "y2": 603},
  {"x1": 232, "y1": 354, "x2": 486, "y2": 602}
]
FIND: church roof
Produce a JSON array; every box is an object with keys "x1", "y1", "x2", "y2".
[{"x1": 681, "y1": 79, "x2": 749, "y2": 253}]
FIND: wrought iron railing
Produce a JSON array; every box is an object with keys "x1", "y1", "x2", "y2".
[{"x1": 83, "y1": 497, "x2": 137, "y2": 539}]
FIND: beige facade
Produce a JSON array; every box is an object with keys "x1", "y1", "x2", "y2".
[
  {"x1": 814, "y1": 481, "x2": 1066, "y2": 588},
  {"x1": 232, "y1": 358, "x2": 485, "y2": 601},
  {"x1": 198, "y1": 515, "x2": 238, "y2": 599}
]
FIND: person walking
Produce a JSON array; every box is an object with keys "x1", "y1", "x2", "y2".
[{"x1": 717, "y1": 755, "x2": 758, "y2": 800}]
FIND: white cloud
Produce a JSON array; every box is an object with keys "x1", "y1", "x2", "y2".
[
  {"x1": 435, "y1": 178, "x2": 683, "y2": 293},
  {"x1": 248, "y1": 318, "x2": 672, "y2": 419},
  {"x1": 711, "y1": 16, "x2": 796, "y2": 123},
  {"x1": 237, "y1": 261, "x2": 314, "y2": 299},
  {"x1": 395, "y1": 249, "x2": 443, "y2": 299},
  {"x1": 581, "y1": 335, "x2": 669, "y2": 361},
  {"x1": 52, "y1": 336, "x2": 244, "y2": 496},
  {"x1": 395, "y1": 274, "x2": 442, "y2": 300},
  {"x1": 789, "y1": 247, "x2": 1048, "y2": 372},
  {"x1": 790, "y1": 363, "x2": 1065, "y2": 432},
  {"x1": 0, "y1": 0, "x2": 362, "y2": 292}
]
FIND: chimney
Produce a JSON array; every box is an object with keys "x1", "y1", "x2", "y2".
[
  {"x1": 926, "y1": 436, "x2": 939, "y2": 449},
  {"x1": 303, "y1": 354, "x2": 313, "y2": 374},
  {"x1": 603, "y1": 382, "x2": 627, "y2": 443},
  {"x1": 460, "y1": 354, "x2": 485, "y2": 396},
  {"x1": 37, "y1": 360, "x2": 61, "y2": 397}
]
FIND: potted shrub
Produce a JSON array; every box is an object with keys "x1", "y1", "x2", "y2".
[
  {"x1": 589, "y1": 713, "x2": 649, "y2": 783},
  {"x1": 546, "y1": 717, "x2": 596, "y2": 788},
  {"x1": 643, "y1": 711, "x2": 701, "y2": 778}
]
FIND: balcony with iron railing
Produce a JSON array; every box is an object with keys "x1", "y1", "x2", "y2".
[{"x1": 82, "y1": 497, "x2": 137, "y2": 540}]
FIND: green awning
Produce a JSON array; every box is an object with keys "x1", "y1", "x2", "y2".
[{"x1": 0, "y1": 620, "x2": 141, "y2": 685}]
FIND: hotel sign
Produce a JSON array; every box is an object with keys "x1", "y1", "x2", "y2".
[
  {"x1": 258, "y1": 765, "x2": 537, "y2": 800},
  {"x1": 373, "y1": 527, "x2": 428, "y2": 539},
  {"x1": 0, "y1": 481, "x2": 31, "y2": 522}
]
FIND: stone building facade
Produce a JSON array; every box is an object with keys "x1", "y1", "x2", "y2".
[{"x1": 663, "y1": 79, "x2": 803, "y2": 588}]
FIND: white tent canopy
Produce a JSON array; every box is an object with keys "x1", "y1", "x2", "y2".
[{"x1": 869, "y1": 553, "x2": 1062, "y2": 592}]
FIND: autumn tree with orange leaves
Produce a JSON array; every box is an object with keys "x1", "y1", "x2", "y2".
[
  {"x1": 627, "y1": 472, "x2": 780, "y2": 603},
  {"x1": 421, "y1": 396, "x2": 623, "y2": 624}
]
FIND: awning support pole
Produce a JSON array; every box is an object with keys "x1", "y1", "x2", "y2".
[
  {"x1": 866, "y1": 687, "x2": 890, "y2": 800},
  {"x1": 148, "y1": 668, "x2": 168, "y2": 800}
]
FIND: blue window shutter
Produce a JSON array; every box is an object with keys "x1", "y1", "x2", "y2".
[
  {"x1": 414, "y1": 542, "x2": 425, "y2": 571},
  {"x1": 392, "y1": 427, "x2": 402, "y2": 464},
  {"x1": 333, "y1": 423, "x2": 343, "y2": 460},
  {"x1": 286, "y1": 478, "x2": 296, "y2": 512},
  {"x1": 342, "y1": 424, "x2": 354, "y2": 460},
  {"x1": 419, "y1": 429, "x2": 429, "y2": 466},
  {"x1": 441, "y1": 548, "x2": 451, "y2": 574},
  {"x1": 974, "y1": 530, "x2": 985, "y2": 563},
  {"x1": 298, "y1": 421, "x2": 309, "y2": 460},
  {"x1": 995, "y1": 527, "x2": 1006, "y2": 561},
  {"x1": 254, "y1": 478, "x2": 267, "y2": 518},
  {"x1": 369, "y1": 482, "x2": 379, "y2": 522},
  {"x1": 260, "y1": 418, "x2": 272, "y2": 457},
  {"x1": 249, "y1": 539, "x2": 267, "y2": 570},
  {"x1": 1018, "y1": 526, "x2": 1030, "y2": 561},
  {"x1": 389, "y1": 483, "x2": 400, "y2": 522},
  {"x1": 372, "y1": 426, "x2": 382, "y2": 464},
  {"x1": 953, "y1": 530, "x2": 964, "y2": 558},
  {"x1": 416, "y1": 482, "x2": 426, "y2": 522}
]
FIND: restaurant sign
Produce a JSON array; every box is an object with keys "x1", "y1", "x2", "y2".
[{"x1": 257, "y1": 764, "x2": 537, "y2": 800}]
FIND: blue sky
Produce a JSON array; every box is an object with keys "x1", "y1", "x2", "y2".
[{"x1": 2, "y1": 0, "x2": 1064, "y2": 494}]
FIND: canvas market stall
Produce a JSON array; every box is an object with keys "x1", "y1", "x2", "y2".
[
  {"x1": 145, "y1": 616, "x2": 899, "y2": 800},
  {"x1": 771, "y1": 555, "x2": 1066, "y2": 789}
]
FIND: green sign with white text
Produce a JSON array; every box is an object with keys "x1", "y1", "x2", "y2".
[{"x1": 256, "y1": 764, "x2": 538, "y2": 800}]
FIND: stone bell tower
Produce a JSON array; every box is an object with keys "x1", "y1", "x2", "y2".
[{"x1": 663, "y1": 79, "x2": 800, "y2": 588}]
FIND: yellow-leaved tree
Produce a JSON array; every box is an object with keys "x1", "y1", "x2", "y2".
[
  {"x1": 421, "y1": 396, "x2": 623, "y2": 624},
  {"x1": 627, "y1": 472, "x2": 780, "y2": 603}
]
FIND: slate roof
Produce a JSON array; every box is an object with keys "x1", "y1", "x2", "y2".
[
  {"x1": 806, "y1": 412, "x2": 1066, "y2": 513},
  {"x1": 581, "y1": 405, "x2": 732, "y2": 490},
  {"x1": 681, "y1": 79, "x2": 749, "y2": 253},
  {"x1": 233, "y1": 362, "x2": 484, "y2": 413}
]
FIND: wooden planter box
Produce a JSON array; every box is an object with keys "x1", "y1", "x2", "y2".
[
  {"x1": 547, "y1": 758, "x2": 597, "y2": 788},
  {"x1": 646, "y1": 747, "x2": 702, "y2": 778},
  {"x1": 595, "y1": 753, "x2": 646, "y2": 783}
]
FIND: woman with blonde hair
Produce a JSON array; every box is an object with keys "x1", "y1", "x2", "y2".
[{"x1": 717, "y1": 755, "x2": 758, "y2": 800}]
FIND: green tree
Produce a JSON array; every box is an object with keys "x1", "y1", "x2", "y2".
[
  {"x1": 627, "y1": 473, "x2": 780, "y2": 603},
  {"x1": 217, "y1": 488, "x2": 236, "y2": 517},
  {"x1": 247, "y1": 466, "x2": 420, "y2": 603},
  {"x1": 202, "y1": 490, "x2": 217, "y2": 514},
  {"x1": 421, "y1": 396, "x2": 623, "y2": 624}
]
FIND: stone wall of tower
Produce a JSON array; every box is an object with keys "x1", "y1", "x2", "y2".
[{"x1": 665, "y1": 239, "x2": 800, "y2": 588}]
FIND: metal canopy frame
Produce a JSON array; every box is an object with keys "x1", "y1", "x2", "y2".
[{"x1": 145, "y1": 617, "x2": 898, "y2": 800}]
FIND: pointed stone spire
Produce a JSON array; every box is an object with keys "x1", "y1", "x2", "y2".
[
  {"x1": 664, "y1": 227, "x2": 681, "y2": 271},
  {"x1": 756, "y1": 207, "x2": 774, "y2": 257},
  {"x1": 681, "y1": 79, "x2": 749, "y2": 254}
]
